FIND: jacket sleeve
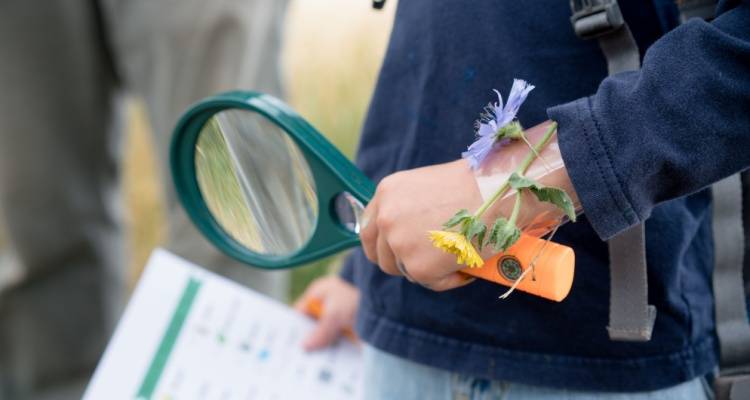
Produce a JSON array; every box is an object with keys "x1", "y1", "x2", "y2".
[{"x1": 547, "y1": 2, "x2": 750, "y2": 240}]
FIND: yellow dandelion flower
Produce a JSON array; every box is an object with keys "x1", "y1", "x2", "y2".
[{"x1": 428, "y1": 230, "x2": 484, "y2": 268}]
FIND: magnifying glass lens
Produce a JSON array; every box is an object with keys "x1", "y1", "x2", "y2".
[{"x1": 195, "y1": 109, "x2": 318, "y2": 256}]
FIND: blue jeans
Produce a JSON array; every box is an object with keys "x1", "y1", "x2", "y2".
[{"x1": 363, "y1": 345, "x2": 713, "y2": 400}]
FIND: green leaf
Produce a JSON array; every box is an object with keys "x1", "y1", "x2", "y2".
[
  {"x1": 465, "y1": 219, "x2": 487, "y2": 250},
  {"x1": 487, "y1": 217, "x2": 521, "y2": 252},
  {"x1": 508, "y1": 173, "x2": 577, "y2": 222},
  {"x1": 476, "y1": 228, "x2": 486, "y2": 251},
  {"x1": 508, "y1": 172, "x2": 538, "y2": 190},
  {"x1": 532, "y1": 187, "x2": 577, "y2": 222},
  {"x1": 443, "y1": 209, "x2": 472, "y2": 229}
]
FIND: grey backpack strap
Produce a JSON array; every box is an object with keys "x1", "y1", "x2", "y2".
[
  {"x1": 570, "y1": 0, "x2": 655, "y2": 341},
  {"x1": 712, "y1": 173, "x2": 750, "y2": 400},
  {"x1": 677, "y1": 0, "x2": 717, "y2": 23},
  {"x1": 713, "y1": 174, "x2": 750, "y2": 368},
  {"x1": 606, "y1": 225, "x2": 657, "y2": 340}
]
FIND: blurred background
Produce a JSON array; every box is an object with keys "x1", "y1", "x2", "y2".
[{"x1": 0, "y1": 0, "x2": 395, "y2": 300}]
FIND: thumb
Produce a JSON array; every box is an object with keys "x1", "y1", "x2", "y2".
[{"x1": 303, "y1": 311, "x2": 345, "y2": 351}]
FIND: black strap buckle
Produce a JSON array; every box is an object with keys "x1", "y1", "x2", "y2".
[
  {"x1": 372, "y1": 0, "x2": 386, "y2": 10},
  {"x1": 570, "y1": 0, "x2": 625, "y2": 40}
]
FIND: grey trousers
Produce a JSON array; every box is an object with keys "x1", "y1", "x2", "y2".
[{"x1": 0, "y1": 1, "x2": 289, "y2": 398}]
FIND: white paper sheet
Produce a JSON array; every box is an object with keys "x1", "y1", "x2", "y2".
[{"x1": 84, "y1": 249, "x2": 363, "y2": 400}]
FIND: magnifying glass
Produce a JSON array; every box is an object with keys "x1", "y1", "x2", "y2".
[{"x1": 170, "y1": 92, "x2": 574, "y2": 302}]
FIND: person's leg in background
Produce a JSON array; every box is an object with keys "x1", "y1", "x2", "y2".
[
  {"x1": 0, "y1": 1, "x2": 126, "y2": 399},
  {"x1": 102, "y1": 0, "x2": 291, "y2": 299}
]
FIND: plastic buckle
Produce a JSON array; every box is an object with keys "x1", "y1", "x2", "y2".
[
  {"x1": 569, "y1": 0, "x2": 625, "y2": 40},
  {"x1": 372, "y1": 0, "x2": 386, "y2": 10}
]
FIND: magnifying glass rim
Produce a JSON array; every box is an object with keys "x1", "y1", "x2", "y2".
[{"x1": 170, "y1": 91, "x2": 375, "y2": 269}]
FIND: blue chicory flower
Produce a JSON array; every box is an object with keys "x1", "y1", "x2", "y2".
[{"x1": 462, "y1": 79, "x2": 535, "y2": 169}]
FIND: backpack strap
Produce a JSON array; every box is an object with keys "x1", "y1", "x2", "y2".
[
  {"x1": 606, "y1": 225, "x2": 657, "y2": 341},
  {"x1": 570, "y1": 0, "x2": 640, "y2": 74},
  {"x1": 713, "y1": 172, "x2": 750, "y2": 400},
  {"x1": 570, "y1": 0, "x2": 655, "y2": 341},
  {"x1": 677, "y1": 0, "x2": 717, "y2": 22},
  {"x1": 712, "y1": 174, "x2": 750, "y2": 367}
]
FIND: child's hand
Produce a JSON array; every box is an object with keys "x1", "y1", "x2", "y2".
[
  {"x1": 359, "y1": 159, "x2": 486, "y2": 291},
  {"x1": 294, "y1": 275, "x2": 360, "y2": 351}
]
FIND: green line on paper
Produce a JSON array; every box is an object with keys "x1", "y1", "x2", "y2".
[{"x1": 136, "y1": 277, "x2": 201, "y2": 399}]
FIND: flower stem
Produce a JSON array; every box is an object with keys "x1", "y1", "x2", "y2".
[
  {"x1": 509, "y1": 191, "x2": 522, "y2": 225},
  {"x1": 473, "y1": 122, "x2": 558, "y2": 218}
]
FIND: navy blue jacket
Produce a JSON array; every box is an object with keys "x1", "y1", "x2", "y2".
[{"x1": 341, "y1": 0, "x2": 750, "y2": 391}]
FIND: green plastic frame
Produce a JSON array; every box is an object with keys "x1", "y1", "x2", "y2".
[{"x1": 171, "y1": 91, "x2": 375, "y2": 269}]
